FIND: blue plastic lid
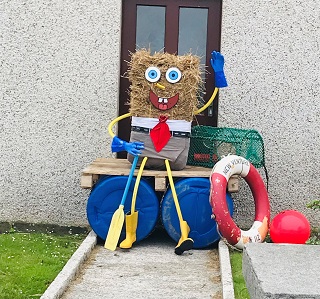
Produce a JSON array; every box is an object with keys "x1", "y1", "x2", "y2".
[
  {"x1": 161, "y1": 177, "x2": 234, "y2": 248},
  {"x1": 87, "y1": 176, "x2": 159, "y2": 243}
]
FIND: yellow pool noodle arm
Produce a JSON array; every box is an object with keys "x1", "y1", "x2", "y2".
[
  {"x1": 194, "y1": 87, "x2": 219, "y2": 115},
  {"x1": 108, "y1": 112, "x2": 131, "y2": 138}
]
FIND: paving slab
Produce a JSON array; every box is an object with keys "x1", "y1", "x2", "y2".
[
  {"x1": 60, "y1": 229, "x2": 223, "y2": 299},
  {"x1": 243, "y1": 242, "x2": 320, "y2": 299}
]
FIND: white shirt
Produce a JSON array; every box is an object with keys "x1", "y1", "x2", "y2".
[{"x1": 131, "y1": 116, "x2": 191, "y2": 133}]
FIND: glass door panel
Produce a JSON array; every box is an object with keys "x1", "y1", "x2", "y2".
[
  {"x1": 136, "y1": 5, "x2": 166, "y2": 53},
  {"x1": 178, "y1": 7, "x2": 208, "y2": 68}
]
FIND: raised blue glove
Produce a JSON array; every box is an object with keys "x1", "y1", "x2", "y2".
[
  {"x1": 111, "y1": 136, "x2": 144, "y2": 156},
  {"x1": 210, "y1": 51, "x2": 228, "y2": 88}
]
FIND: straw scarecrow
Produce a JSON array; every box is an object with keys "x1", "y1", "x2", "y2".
[{"x1": 106, "y1": 49, "x2": 227, "y2": 255}]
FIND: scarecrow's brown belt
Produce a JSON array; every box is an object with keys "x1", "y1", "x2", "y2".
[{"x1": 131, "y1": 126, "x2": 190, "y2": 138}]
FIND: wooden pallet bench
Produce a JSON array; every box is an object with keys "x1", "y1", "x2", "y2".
[{"x1": 80, "y1": 158, "x2": 239, "y2": 192}]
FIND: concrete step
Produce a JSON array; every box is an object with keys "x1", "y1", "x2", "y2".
[{"x1": 243, "y1": 242, "x2": 320, "y2": 299}]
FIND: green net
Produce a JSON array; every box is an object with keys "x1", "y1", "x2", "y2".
[{"x1": 187, "y1": 126, "x2": 266, "y2": 169}]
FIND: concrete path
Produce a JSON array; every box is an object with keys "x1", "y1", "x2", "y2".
[
  {"x1": 61, "y1": 229, "x2": 222, "y2": 299},
  {"x1": 41, "y1": 229, "x2": 235, "y2": 299}
]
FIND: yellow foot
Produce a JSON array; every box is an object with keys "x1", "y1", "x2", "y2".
[
  {"x1": 119, "y1": 211, "x2": 138, "y2": 249},
  {"x1": 174, "y1": 237, "x2": 194, "y2": 255},
  {"x1": 119, "y1": 234, "x2": 136, "y2": 249}
]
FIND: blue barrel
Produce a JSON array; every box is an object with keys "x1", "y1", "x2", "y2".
[
  {"x1": 161, "y1": 177, "x2": 234, "y2": 248},
  {"x1": 87, "y1": 176, "x2": 159, "y2": 244}
]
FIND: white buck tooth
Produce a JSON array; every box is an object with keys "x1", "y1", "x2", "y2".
[
  {"x1": 158, "y1": 98, "x2": 163, "y2": 103},
  {"x1": 164, "y1": 98, "x2": 168, "y2": 103}
]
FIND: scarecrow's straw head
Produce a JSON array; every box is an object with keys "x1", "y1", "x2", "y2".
[{"x1": 127, "y1": 49, "x2": 203, "y2": 121}]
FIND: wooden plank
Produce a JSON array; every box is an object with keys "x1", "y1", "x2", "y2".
[
  {"x1": 155, "y1": 176, "x2": 167, "y2": 192},
  {"x1": 92, "y1": 174, "x2": 99, "y2": 185},
  {"x1": 227, "y1": 176, "x2": 240, "y2": 193},
  {"x1": 80, "y1": 158, "x2": 239, "y2": 192},
  {"x1": 80, "y1": 173, "x2": 94, "y2": 189},
  {"x1": 82, "y1": 158, "x2": 212, "y2": 178}
]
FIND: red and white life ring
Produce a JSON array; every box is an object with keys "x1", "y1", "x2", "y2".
[{"x1": 210, "y1": 155, "x2": 270, "y2": 249}]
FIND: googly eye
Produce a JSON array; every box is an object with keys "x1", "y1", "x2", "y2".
[
  {"x1": 166, "y1": 67, "x2": 182, "y2": 83},
  {"x1": 145, "y1": 66, "x2": 161, "y2": 83}
]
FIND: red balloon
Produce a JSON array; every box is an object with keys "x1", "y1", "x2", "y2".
[{"x1": 270, "y1": 210, "x2": 311, "y2": 244}]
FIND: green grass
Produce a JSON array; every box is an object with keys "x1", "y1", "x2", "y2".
[
  {"x1": 230, "y1": 250, "x2": 250, "y2": 299},
  {"x1": 0, "y1": 232, "x2": 85, "y2": 299}
]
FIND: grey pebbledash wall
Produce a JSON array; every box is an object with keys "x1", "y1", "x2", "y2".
[
  {"x1": 0, "y1": 0, "x2": 319, "y2": 228},
  {"x1": 0, "y1": 0, "x2": 121, "y2": 226},
  {"x1": 219, "y1": 0, "x2": 320, "y2": 227}
]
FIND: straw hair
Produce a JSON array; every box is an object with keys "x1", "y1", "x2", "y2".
[{"x1": 127, "y1": 49, "x2": 203, "y2": 121}]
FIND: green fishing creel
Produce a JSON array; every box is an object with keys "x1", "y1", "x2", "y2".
[{"x1": 187, "y1": 126, "x2": 265, "y2": 169}]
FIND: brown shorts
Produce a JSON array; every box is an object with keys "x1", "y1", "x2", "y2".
[{"x1": 127, "y1": 131, "x2": 190, "y2": 170}]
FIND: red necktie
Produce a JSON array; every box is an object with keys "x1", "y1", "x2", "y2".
[{"x1": 150, "y1": 115, "x2": 171, "y2": 152}]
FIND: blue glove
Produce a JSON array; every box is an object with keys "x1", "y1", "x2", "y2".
[
  {"x1": 210, "y1": 51, "x2": 228, "y2": 88},
  {"x1": 111, "y1": 136, "x2": 144, "y2": 156}
]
